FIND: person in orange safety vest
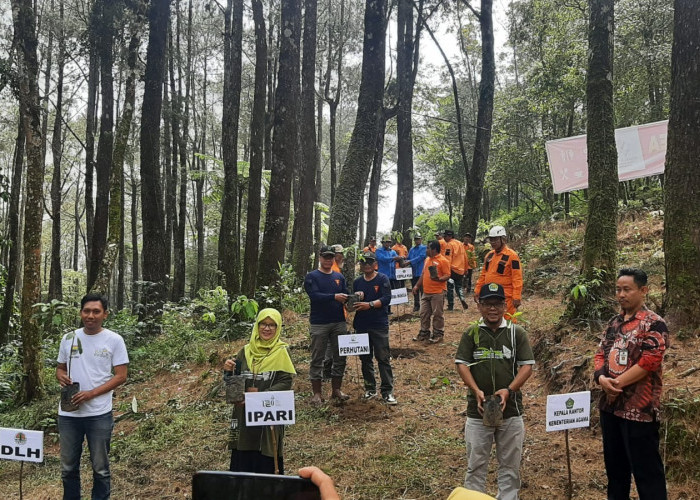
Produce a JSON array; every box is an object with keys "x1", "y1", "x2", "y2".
[{"x1": 473, "y1": 226, "x2": 523, "y2": 321}]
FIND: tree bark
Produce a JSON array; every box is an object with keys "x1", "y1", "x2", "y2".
[
  {"x1": 139, "y1": 0, "x2": 171, "y2": 317},
  {"x1": 13, "y1": 0, "x2": 45, "y2": 402},
  {"x1": 48, "y1": 0, "x2": 65, "y2": 301},
  {"x1": 366, "y1": 113, "x2": 387, "y2": 245},
  {"x1": 291, "y1": 0, "x2": 318, "y2": 278},
  {"x1": 0, "y1": 115, "x2": 24, "y2": 345},
  {"x1": 84, "y1": 25, "x2": 99, "y2": 275},
  {"x1": 460, "y1": 0, "x2": 495, "y2": 237},
  {"x1": 241, "y1": 0, "x2": 267, "y2": 297},
  {"x1": 327, "y1": 0, "x2": 387, "y2": 258},
  {"x1": 663, "y1": 0, "x2": 700, "y2": 333},
  {"x1": 88, "y1": 0, "x2": 116, "y2": 290},
  {"x1": 257, "y1": 0, "x2": 302, "y2": 287},
  {"x1": 218, "y1": 0, "x2": 244, "y2": 295}
]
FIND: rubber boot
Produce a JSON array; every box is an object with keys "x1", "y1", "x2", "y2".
[
  {"x1": 331, "y1": 377, "x2": 350, "y2": 401},
  {"x1": 310, "y1": 380, "x2": 324, "y2": 406}
]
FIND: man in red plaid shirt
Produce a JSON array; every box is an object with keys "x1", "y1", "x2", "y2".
[{"x1": 594, "y1": 268, "x2": 668, "y2": 500}]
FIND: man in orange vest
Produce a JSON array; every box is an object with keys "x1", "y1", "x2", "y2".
[
  {"x1": 444, "y1": 229, "x2": 469, "y2": 311},
  {"x1": 363, "y1": 236, "x2": 377, "y2": 254},
  {"x1": 411, "y1": 241, "x2": 451, "y2": 343},
  {"x1": 473, "y1": 226, "x2": 523, "y2": 321},
  {"x1": 462, "y1": 233, "x2": 477, "y2": 294}
]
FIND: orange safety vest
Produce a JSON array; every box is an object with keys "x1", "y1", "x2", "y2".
[
  {"x1": 446, "y1": 239, "x2": 466, "y2": 274},
  {"x1": 474, "y1": 245, "x2": 523, "y2": 300}
]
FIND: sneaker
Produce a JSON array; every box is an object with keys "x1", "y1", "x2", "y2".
[
  {"x1": 429, "y1": 333, "x2": 444, "y2": 344},
  {"x1": 363, "y1": 390, "x2": 377, "y2": 400},
  {"x1": 413, "y1": 330, "x2": 430, "y2": 341},
  {"x1": 460, "y1": 299, "x2": 469, "y2": 310},
  {"x1": 383, "y1": 393, "x2": 398, "y2": 405}
]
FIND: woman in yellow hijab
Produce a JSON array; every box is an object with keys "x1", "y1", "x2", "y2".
[{"x1": 223, "y1": 308, "x2": 296, "y2": 474}]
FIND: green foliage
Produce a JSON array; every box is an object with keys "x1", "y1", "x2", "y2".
[
  {"x1": 230, "y1": 295, "x2": 259, "y2": 322},
  {"x1": 256, "y1": 263, "x2": 309, "y2": 314},
  {"x1": 32, "y1": 299, "x2": 79, "y2": 339},
  {"x1": 563, "y1": 267, "x2": 616, "y2": 326},
  {"x1": 414, "y1": 211, "x2": 450, "y2": 241},
  {"x1": 664, "y1": 394, "x2": 700, "y2": 482}
]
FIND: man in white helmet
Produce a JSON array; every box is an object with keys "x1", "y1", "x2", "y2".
[{"x1": 473, "y1": 226, "x2": 523, "y2": 321}]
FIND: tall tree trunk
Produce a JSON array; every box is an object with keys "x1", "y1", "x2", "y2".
[
  {"x1": 195, "y1": 51, "x2": 207, "y2": 293},
  {"x1": 663, "y1": 0, "x2": 700, "y2": 333},
  {"x1": 241, "y1": 0, "x2": 267, "y2": 297},
  {"x1": 130, "y1": 161, "x2": 140, "y2": 306},
  {"x1": 218, "y1": 0, "x2": 244, "y2": 295},
  {"x1": 139, "y1": 0, "x2": 171, "y2": 318},
  {"x1": 314, "y1": 69, "x2": 324, "y2": 246},
  {"x1": 569, "y1": 0, "x2": 618, "y2": 321},
  {"x1": 88, "y1": 0, "x2": 116, "y2": 290},
  {"x1": 257, "y1": 0, "x2": 302, "y2": 287},
  {"x1": 92, "y1": 29, "x2": 139, "y2": 295},
  {"x1": 327, "y1": 0, "x2": 387, "y2": 260},
  {"x1": 365, "y1": 113, "x2": 387, "y2": 244},
  {"x1": 460, "y1": 0, "x2": 495, "y2": 237},
  {"x1": 13, "y1": 0, "x2": 45, "y2": 402},
  {"x1": 291, "y1": 0, "x2": 318, "y2": 278},
  {"x1": 72, "y1": 176, "x2": 81, "y2": 271},
  {"x1": 0, "y1": 115, "x2": 24, "y2": 345},
  {"x1": 48, "y1": 0, "x2": 65, "y2": 301},
  {"x1": 84, "y1": 31, "x2": 99, "y2": 274}
]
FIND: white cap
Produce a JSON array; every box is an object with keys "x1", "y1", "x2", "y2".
[{"x1": 488, "y1": 225, "x2": 507, "y2": 238}]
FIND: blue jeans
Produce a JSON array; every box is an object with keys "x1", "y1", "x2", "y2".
[
  {"x1": 59, "y1": 412, "x2": 114, "y2": 500},
  {"x1": 360, "y1": 328, "x2": 394, "y2": 396}
]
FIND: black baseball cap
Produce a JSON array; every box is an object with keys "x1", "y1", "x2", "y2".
[
  {"x1": 444, "y1": 229, "x2": 455, "y2": 237},
  {"x1": 319, "y1": 245, "x2": 335, "y2": 257},
  {"x1": 478, "y1": 283, "x2": 506, "y2": 301},
  {"x1": 361, "y1": 251, "x2": 376, "y2": 262}
]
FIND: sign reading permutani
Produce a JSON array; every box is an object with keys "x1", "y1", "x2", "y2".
[
  {"x1": 395, "y1": 267, "x2": 413, "y2": 280},
  {"x1": 545, "y1": 391, "x2": 591, "y2": 432},
  {"x1": 337, "y1": 333, "x2": 370, "y2": 356},
  {"x1": 0, "y1": 428, "x2": 44, "y2": 463},
  {"x1": 245, "y1": 390, "x2": 296, "y2": 427}
]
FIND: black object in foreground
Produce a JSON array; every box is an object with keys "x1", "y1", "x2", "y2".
[{"x1": 192, "y1": 471, "x2": 321, "y2": 500}]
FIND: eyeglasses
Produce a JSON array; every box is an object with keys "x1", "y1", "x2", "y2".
[
  {"x1": 258, "y1": 323, "x2": 277, "y2": 330},
  {"x1": 479, "y1": 302, "x2": 505, "y2": 310}
]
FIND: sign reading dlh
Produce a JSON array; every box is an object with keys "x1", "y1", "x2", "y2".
[
  {"x1": 245, "y1": 390, "x2": 296, "y2": 427},
  {"x1": 337, "y1": 333, "x2": 370, "y2": 356},
  {"x1": 0, "y1": 428, "x2": 44, "y2": 463},
  {"x1": 545, "y1": 391, "x2": 591, "y2": 432}
]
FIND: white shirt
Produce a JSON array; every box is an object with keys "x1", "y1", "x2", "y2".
[{"x1": 57, "y1": 328, "x2": 129, "y2": 417}]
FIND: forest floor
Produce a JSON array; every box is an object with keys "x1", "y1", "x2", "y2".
[{"x1": 1, "y1": 218, "x2": 699, "y2": 499}]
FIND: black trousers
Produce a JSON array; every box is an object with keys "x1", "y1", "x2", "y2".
[
  {"x1": 600, "y1": 410, "x2": 667, "y2": 500},
  {"x1": 411, "y1": 276, "x2": 421, "y2": 310}
]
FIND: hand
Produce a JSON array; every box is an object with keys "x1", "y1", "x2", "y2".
[
  {"x1": 223, "y1": 359, "x2": 235, "y2": 371},
  {"x1": 412, "y1": 287, "x2": 419, "y2": 295},
  {"x1": 298, "y1": 467, "x2": 340, "y2": 500},
  {"x1": 393, "y1": 256, "x2": 402, "y2": 261},
  {"x1": 354, "y1": 302, "x2": 371, "y2": 311},
  {"x1": 513, "y1": 299, "x2": 521, "y2": 308},
  {"x1": 57, "y1": 372, "x2": 73, "y2": 387},
  {"x1": 494, "y1": 388, "x2": 510, "y2": 411},
  {"x1": 246, "y1": 387, "x2": 259, "y2": 393},
  {"x1": 71, "y1": 389, "x2": 95, "y2": 406},
  {"x1": 599, "y1": 376, "x2": 622, "y2": 397},
  {"x1": 475, "y1": 389, "x2": 486, "y2": 415},
  {"x1": 334, "y1": 293, "x2": 348, "y2": 303},
  {"x1": 356, "y1": 291, "x2": 364, "y2": 300}
]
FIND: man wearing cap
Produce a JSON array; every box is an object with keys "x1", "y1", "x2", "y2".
[
  {"x1": 322, "y1": 244, "x2": 346, "y2": 380},
  {"x1": 412, "y1": 240, "x2": 451, "y2": 343},
  {"x1": 408, "y1": 234, "x2": 427, "y2": 312},
  {"x1": 304, "y1": 245, "x2": 350, "y2": 405},
  {"x1": 444, "y1": 229, "x2": 469, "y2": 311},
  {"x1": 473, "y1": 226, "x2": 523, "y2": 322},
  {"x1": 455, "y1": 283, "x2": 535, "y2": 500},
  {"x1": 594, "y1": 268, "x2": 668, "y2": 500},
  {"x1": 462, "y1": 233, "x2": 477, "y2": 294},
  {"x1": 331, "y1": 244, "x2": 344, "y2": 274},
  {"x1": 376, "y1": 236, "x2": 402, "y2": 313},
  {"x1": 363, "y1": 236, "x2": 377, "y2": 254},
  {"x1": 351, "y1": 252, "x2": 397, "y2": 405}
]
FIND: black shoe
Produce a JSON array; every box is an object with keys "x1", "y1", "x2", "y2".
[{"x1": 460, "y1": 299, "x2": 469, "y2": 310}]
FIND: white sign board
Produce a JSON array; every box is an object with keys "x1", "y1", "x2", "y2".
[
  {"x1": 245, "y1": 390, "x2": 296, "y2": 427},
  {"x1": 546, "y1": 391, "x2": 591, "y2": 432},
  {"x1": 337, "y1": 333, "x2": 370, "y2": 356},
  {"x1": 0, "y1": 428, "x2": 44, "y2": 463},
  {"x1": 395, "y1": 267, "x2": 413, "y2": 280},
  {"x1": 390, "y1": 287, "x2": 409, "y2": 305}
]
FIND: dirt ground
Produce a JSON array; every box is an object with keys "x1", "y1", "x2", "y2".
[{"x1": 1, "y1": 293, "x2": 698, "y2": 499}]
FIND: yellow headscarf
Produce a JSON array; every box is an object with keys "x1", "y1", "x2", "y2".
[{"x1": 244, "y1": 308, "x2": 296, "y2": 375}]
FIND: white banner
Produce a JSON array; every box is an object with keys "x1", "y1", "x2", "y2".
[
  {"x1": 245, "y1": 390, "x2": 296, "y2": 427},
  {"x1": 395, "y1": 267, "x2": 413, "y2": 280},
  {"x1": 337, "y1": 333, "x2": 370, "y2": 356},
  {"x1": 546, "y1": 391, "x2": 591, "y2": 432},
  {"x1": 0, "y1": 428, "x2": 44, "y2": 463},
  {"x1": 390, "y1": 287, "x2": 409, "y2": 305}
]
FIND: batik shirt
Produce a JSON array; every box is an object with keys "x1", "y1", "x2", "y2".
[{"x1": 593, "y1": 306, "x2": 669, "y2": 422}]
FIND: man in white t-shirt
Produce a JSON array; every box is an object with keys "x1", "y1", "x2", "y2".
[{"x1": 56, "y1": 294, "x2": 129, "y2": 500}]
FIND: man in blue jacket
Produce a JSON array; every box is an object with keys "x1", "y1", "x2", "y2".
[
  {"x1": 375, "y1": 236, "x2": 401, "y2": 313},
  {"x1": 352, "y1": 252, "x2": 397, "y2": 405},
  {"x1": 304, "y1": 245, "x2": 350, "y2": 405},
  {"x1": 408, "y1": 234, "x2": 427, "y2": 312}
]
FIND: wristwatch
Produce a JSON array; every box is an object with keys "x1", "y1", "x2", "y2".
[
  {"x1": 508, "y1": 387, "x2": 516, "y2": 400},
  {"x1": 369, "y1": 301, "x2": 374, "y2": 309}
]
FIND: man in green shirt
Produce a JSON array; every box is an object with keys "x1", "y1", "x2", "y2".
[{"x1": 455, "y1": 283, "x2": 535, "y2": 500}]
